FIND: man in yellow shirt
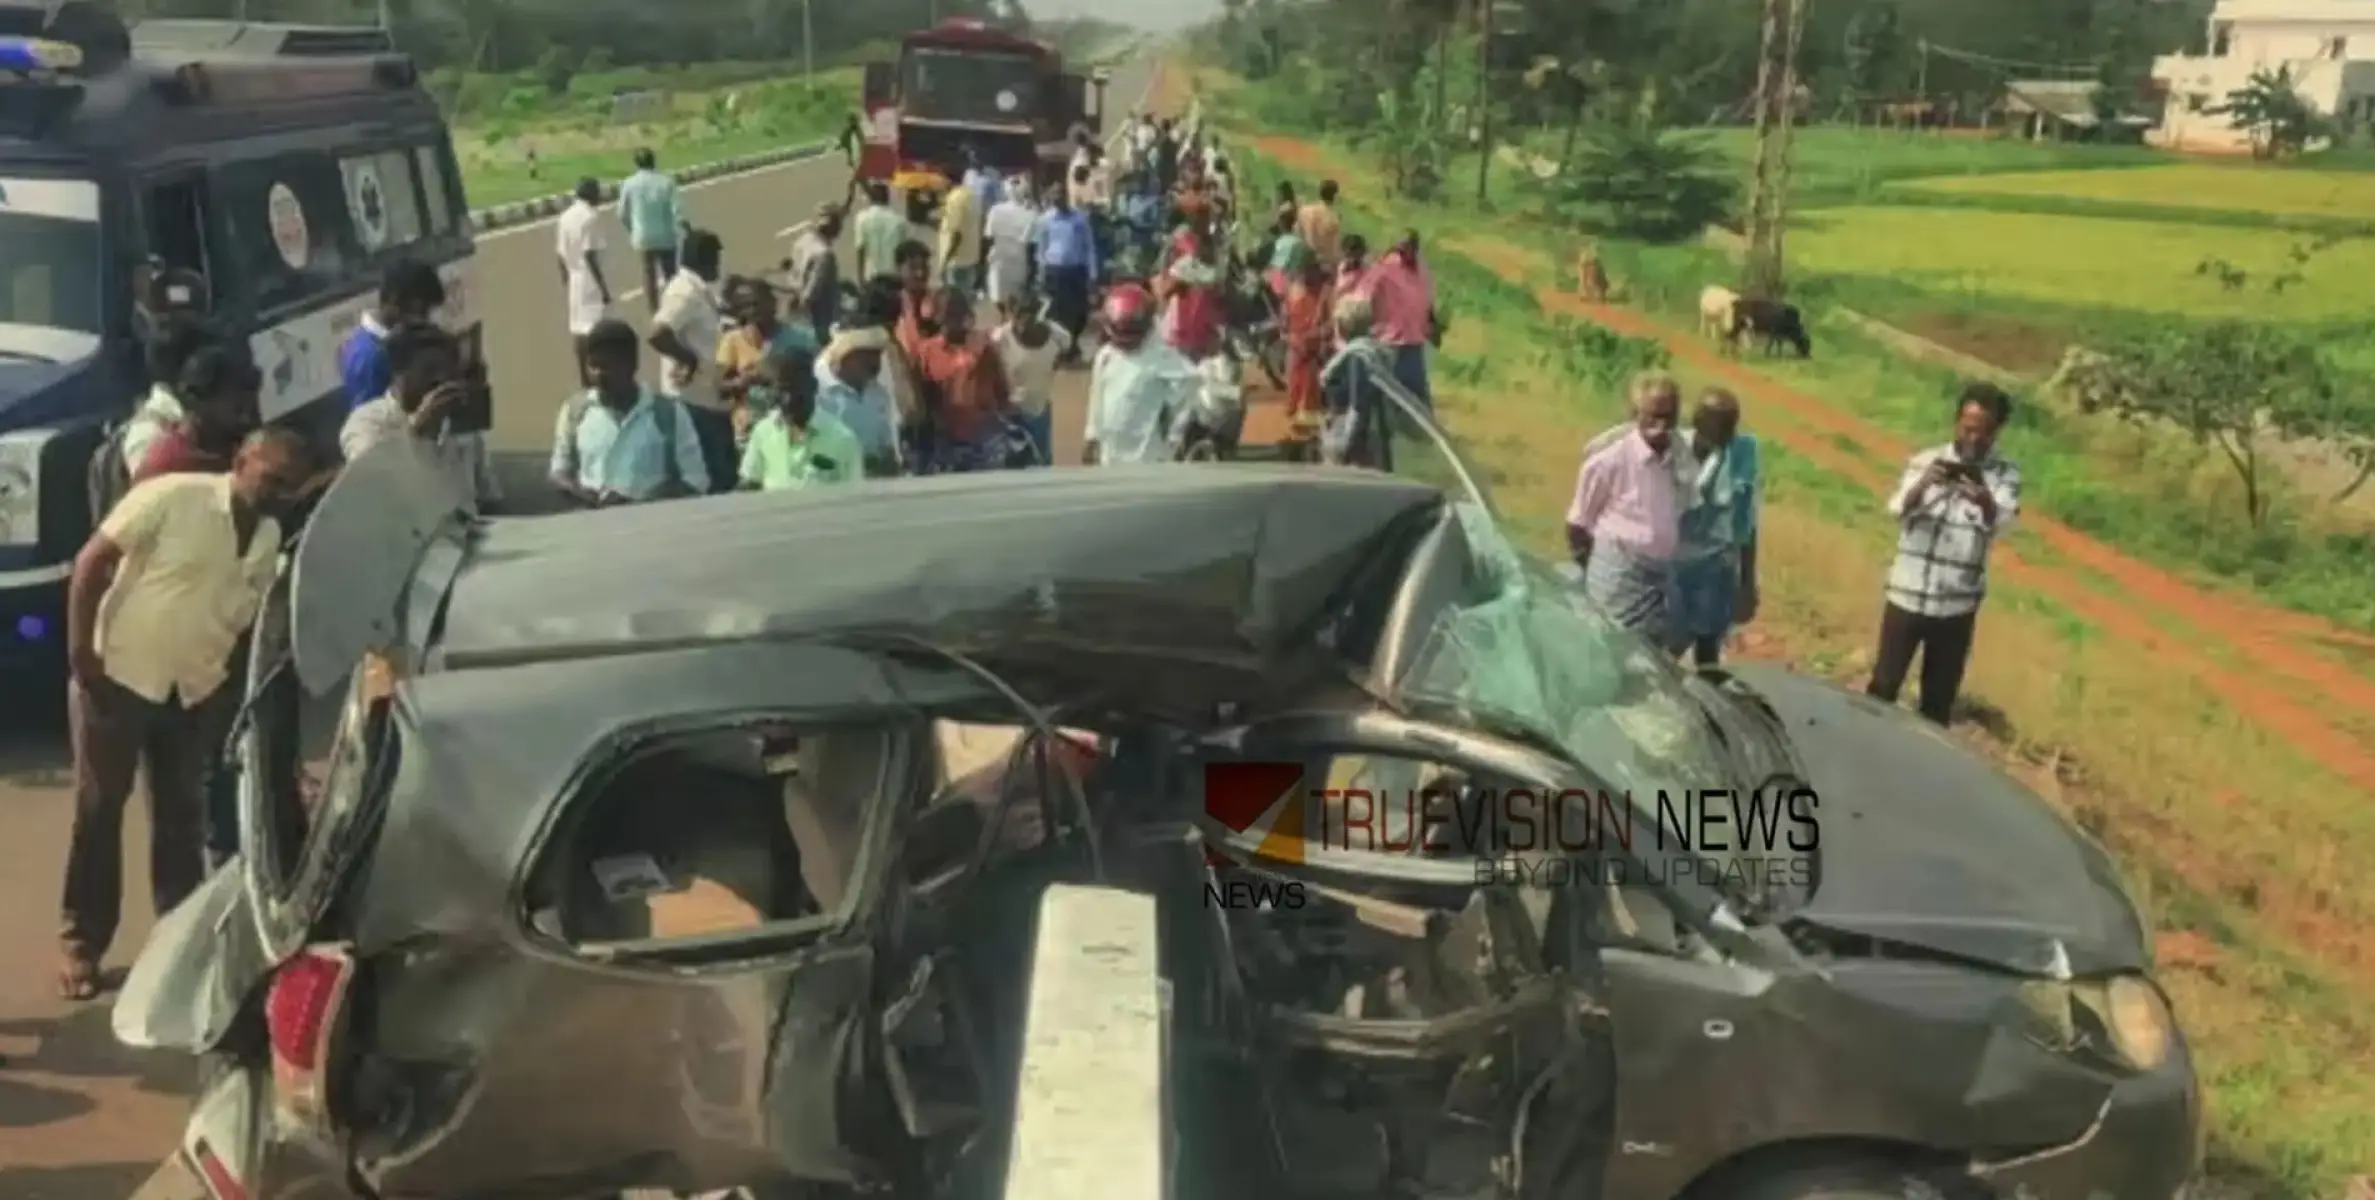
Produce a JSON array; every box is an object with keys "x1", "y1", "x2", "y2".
[
  {"x1": 937, "y1": 165, "x2": 985, "y2": 295},
  {"x1": 57, "y1": 427, "x2": 312, "y2": 1000}
]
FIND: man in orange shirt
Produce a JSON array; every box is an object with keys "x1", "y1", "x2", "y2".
[{"x1": 910, "y1": 289, "x2": 1016, "y2": 474}]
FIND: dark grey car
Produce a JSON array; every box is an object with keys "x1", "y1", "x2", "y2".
[{"x1": 114, "y1": 430, "x2": 2199, "y2": 1200}]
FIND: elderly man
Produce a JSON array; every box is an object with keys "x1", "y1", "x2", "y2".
[{"x1": 1565, "y1": 372, "x2": 1692, "y2": 645}]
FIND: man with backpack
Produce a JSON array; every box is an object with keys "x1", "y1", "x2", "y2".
[{"x1": 549, "y1": 318, "x2": 709, "y2": 506}]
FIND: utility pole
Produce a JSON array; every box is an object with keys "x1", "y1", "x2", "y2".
[
  {"x1": 1768, "y1": 0, "x2": 1810, "y2": 295},
  {"x1": 1741, "y1": 0, "x2": 1808, "y2": 300},
  {"x1": 376, "y1": 0, "x2": 392, "y2": 33},
  {"x1": 1741, "y1": 0, "x2": 1784, "y2": 299},
  {"x1": 1475, "y1": 0, "x2": 1494, "y2": 207},
  {"x1": 802, "y1": 0, "x2": 813, "y2": 82}
]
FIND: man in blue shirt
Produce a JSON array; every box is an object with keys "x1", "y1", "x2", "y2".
[
  {"x1": 338, "y1": 260, "x2": 445, "y2": 413},
  {"x1": 548, "y1": 318, "x2": 710, "y2": 504},
  {"x1": 618, "y1": 148, "x2": 684, "y2": 309},
  {"x1": 1036, "y1": 192, "x2": 1099, "y2": 363}
]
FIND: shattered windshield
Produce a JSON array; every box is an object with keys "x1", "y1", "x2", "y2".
[{"x1": 1368, "y1": 384, "x2": 1740, "y2": 839}]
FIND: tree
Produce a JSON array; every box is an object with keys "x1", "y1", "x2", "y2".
[
  {"x1": 2211, "y1": 66, "x2": 2326, "y2": 159},
  {"x1": 1551, "y1": 123, "x2": 1736, "y2": 241},
  {"x1": 2049, "y1": 236, "x2": 2375, "y2": 525},
  {"x1": 2061, "y1": 325, "x2": 2354, "y2": 528},
  {"x1": 1838, "y1": 1, "x2": 1905, "y2": 119}
]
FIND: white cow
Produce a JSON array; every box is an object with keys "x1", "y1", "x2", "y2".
[{"x1": 1698, "y1": 285, "x2": 1740, "y2": 343}]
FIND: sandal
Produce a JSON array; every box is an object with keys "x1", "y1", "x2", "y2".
[{"x1": 57, "y1": 954, "x2": 99, "y2": 1001}]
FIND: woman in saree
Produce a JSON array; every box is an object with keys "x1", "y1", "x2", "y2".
[{"x1": 1280, "y1": 242, "x2": 1334, "y2": 446}]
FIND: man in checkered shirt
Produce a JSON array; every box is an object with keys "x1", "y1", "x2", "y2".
[{"x1": 1866, "y1": 381, "x2": 2022, "y2": 726}]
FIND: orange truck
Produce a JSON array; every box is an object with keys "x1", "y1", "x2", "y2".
[{"x1": 858, "y1": 18, "x2": 1106, "y2": 216}]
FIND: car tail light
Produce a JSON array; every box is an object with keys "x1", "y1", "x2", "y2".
[{"x1": 264, "y1": 946, "x2": 354, "y2": 1127}]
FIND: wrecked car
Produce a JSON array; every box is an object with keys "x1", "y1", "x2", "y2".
[{"x1": 116, "y1": 424, "x2": 2200, "y2": 1200}]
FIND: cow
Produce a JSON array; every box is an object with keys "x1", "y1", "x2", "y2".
[
  {"x1": 1698, "y1": 285, "x2": 1740, "y2": 344},
  {"x1": 1730, "y1": 297, "x2": 1812, "y2": 358}
]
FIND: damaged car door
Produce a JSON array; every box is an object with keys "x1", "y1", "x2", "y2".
[{"x1": 1189, "y1": 709, "x2": 1648, "y2": 1200}]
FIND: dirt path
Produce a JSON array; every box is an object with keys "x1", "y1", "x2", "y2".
[{"x1": 1228, "y1": 127, "x2": 2375, "y2": 796}]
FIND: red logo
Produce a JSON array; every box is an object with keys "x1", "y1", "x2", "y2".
[{"x1": 1202, "y1": 762, "x2": 1308, "y2": 866}]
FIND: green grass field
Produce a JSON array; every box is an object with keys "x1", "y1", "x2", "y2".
[
  {"x1": 1789, "y1": 205, "x2": 2375, "y2": 319},
  {"x1": 1899, "y1": 162, "x2": 2375, "y2": 219}
]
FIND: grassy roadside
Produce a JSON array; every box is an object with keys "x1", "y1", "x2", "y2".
[
  {"x1": 451, "y1": 67, "x2": 859, "y2": 209},
  {"x1": 1205, "y1": 86, "x2": 2375, "y2": 1198}
]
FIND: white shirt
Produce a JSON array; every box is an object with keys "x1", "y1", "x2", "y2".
[
  {"x1": 985, "y1": 200, "x2": 1038, "y2": 268},
  {"x1": 121, "y1": 384, "x2": 185, "y2": 470},
  {"x1": 993, "y1": 323, "x2": 1073, "y2": 417},
  {"x1": 652, "y1": 269, "x2": 727, "y2": 411},
  {"x1": 93, "y1": 473, "x2": 282, "y2": 705},
  {"x1": 339, "y1": 394, "x2": 504, "y2": 506},
  {"x1": 555, "y1": 200, "x2": 607, "y2": 335},
  {"x1": 1085, "y1": 341, "x2": 1196, "y2": 465}
]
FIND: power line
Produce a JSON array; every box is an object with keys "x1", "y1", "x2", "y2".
[{"x1": 1920, "y1": 37, "x2": 2103, "y2": 80}]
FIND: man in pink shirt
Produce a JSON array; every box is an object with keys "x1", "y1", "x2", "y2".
[
  {"x1": 1366, "y1": 229, "x2": 1440, "y2": 413},
  {"x1": 1565, "y1": 372, "x2": 1690, "y2": 645}
]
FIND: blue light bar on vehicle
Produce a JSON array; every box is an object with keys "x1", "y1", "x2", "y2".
[{"x1": 0, "y1": 37, "x2": 85, "y2": 74}]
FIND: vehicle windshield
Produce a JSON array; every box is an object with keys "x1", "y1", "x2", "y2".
[
  {"x1": 902, "y1": 47, "x2": 1044, "y2": 124},
  {"x1": 1365, "y1": 379, "x2": 1743, "y2": 848},
  {"x1": 0, "y1": 176, "x2": 103, "y2": 362}
]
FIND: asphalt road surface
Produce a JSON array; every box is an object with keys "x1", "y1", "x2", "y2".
[{"x1": 0, "y1": 58, "x2": 1163, "y2": 1200}]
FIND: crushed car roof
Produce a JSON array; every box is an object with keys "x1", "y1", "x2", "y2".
[{"x1": 294, "y1": 444, "x2": 1447, "y2": 700}]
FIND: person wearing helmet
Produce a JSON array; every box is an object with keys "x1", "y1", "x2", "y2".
[{"x1": 1083, "y1": 284, "x2": 1198, "y2": 467}]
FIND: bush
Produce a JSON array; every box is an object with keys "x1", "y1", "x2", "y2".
[{"x1": 1544, "y1": 123, "x2": 1735, "y2": 243}]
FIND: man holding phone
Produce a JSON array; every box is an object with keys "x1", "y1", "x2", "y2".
[
  {"x1": 339, "y1": 322, "x2": 503, "y2": 510},
  {"x1": 1867, "y1": 381, "x2": 2022, "y2": 726}
]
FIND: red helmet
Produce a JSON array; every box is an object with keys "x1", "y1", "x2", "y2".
[{"x1": 1101, "y1": 284, "x2": 1155, "y2": 347}]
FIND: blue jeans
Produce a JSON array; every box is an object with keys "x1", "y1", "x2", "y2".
[
  {"x1": 1018, "y1": 410, "x2": 1053, "y2": 465},
  {"x1": 1389, "y1": 343, "x2": 1432, "y2": 413}
]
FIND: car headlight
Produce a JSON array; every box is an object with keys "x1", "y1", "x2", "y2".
[
  {"x1": 2091, "y1": 975, "x2": 2175, "y2": 1071},
  {"x1": 2016, "y1": 974, "x2": 2175, "y2": 1072},
  {"x1": 0, "y1": 430, "x2": 48, "y2": 548}
]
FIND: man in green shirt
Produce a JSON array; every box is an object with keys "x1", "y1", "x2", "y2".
[
  {"x1": 739, "y1": 350, "x2": 866, "y2": 491},
  {"x1": 851, "y1": 181, "x2": 907, "y2": 287}
]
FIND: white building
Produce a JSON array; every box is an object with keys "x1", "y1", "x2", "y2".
[{"x1": 2150, "y1": 0, "x2": 2375, "y2": 152}]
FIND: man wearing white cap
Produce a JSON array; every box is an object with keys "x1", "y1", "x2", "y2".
[{"x1": 817, "y1": 325, "x2": 904, "y2": 478}]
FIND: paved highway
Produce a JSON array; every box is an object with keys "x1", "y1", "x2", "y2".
[
  {"x1": 0, "y1": 59, "x2": 1162, "y2": 1200},
  {"x1": 476, "y1": 53, "x2": 1164, "y2": 490}
]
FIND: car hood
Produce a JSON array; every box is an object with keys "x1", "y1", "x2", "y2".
[{"x1": 1728, "y1": 663, "x2": 2149, "y2": 977}]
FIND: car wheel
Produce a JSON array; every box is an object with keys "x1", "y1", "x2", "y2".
[
  {"x1": 1727, "y1": 1160, "x2": 1969, "y2": 1200},
  {"x1": 1183, "y1": 439, "x2": 1221, "y2": 463}
]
